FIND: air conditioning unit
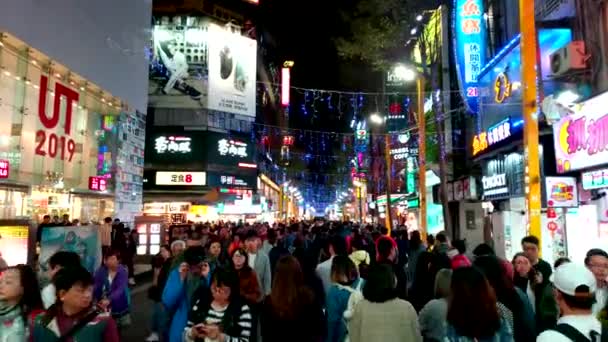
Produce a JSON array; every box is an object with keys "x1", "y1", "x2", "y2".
[{"x1": 550, "y1": 41, "x2": 588, "y2": 77}]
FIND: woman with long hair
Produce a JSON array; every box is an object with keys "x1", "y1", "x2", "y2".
[
  {"x1": 419, "y1": 268, "x2": 452, "y2": 342},
  {"x1": 0, "y1": 264, "x2": 43, "y2": 341},
  {"x1": 348, "y1": 264, "x2": 421, "y2": 342},
  {"x1": 326, "y1": 255, "x2": 364, "y2": 342},
  {"x1": 230, "y1": 248, "x2": 262, "y2": 306},
  {"x1": 261, "y1": 256, "x2": 324, "y2": 342},
  {"x1": 474, "y1": 255, "x2": 535, "y2": 341},
  {"x1": 185, "y1": 267, "x2": 252, "y2": 341},
  {"x1": 445, "y1": 267, "x2": 513, "y2": 341}
]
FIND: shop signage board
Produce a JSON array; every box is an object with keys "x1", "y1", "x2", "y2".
[
  {"x1": 154, "y1": 136, "x2": 192, "y2": 154},
  {"x1": 472, "y1": 118, "x2": 517, "y2": 156},
  {"x1": 207, "y1": 172, "x2": 257, "y2": 189},
  {"x1": 481, "y1": 152, "x2": 526, "y2": 200},
  {"x1": 545, "y1": 177, "x2": 578, "y2": 208},
  {"x1": 553, "y1": 91, "x2": 608, "y2": 173},
  {"x1": 0, "y1": 225, "x2": 29, "y2": 266},
  {"x1": 453, "y1": 0, "x2": 487, "y2": 113},
  {"x1": 155, "y1": 171, "x2": 206, "y2": 186},
  {"x1": 0, "y1": 159, "x2": 8, "y2": 178},
  {"x1": 582, "y1": 168, "x2": 608, "y2": 190},
  {"x1": 88, "y1": 177, "x2": 107, "y2": 191},
  {"x1": 454, "y1": 180, "x2": 465, "y2": 201},
  {"x1": 207, "y1": 132, "x2": 255, "y2": 167},
  {"x1": 482, "y1": 173, "x2": 508, "y2": 198}
]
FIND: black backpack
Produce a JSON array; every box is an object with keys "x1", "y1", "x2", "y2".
[{"x1": 553, "y1": 323, "x2": 608, "y2": 342}]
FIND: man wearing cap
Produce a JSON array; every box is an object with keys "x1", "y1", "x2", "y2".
[
  {"x1": 585, "y1": 248, "x2": 608, "y2": 316},
  {"x1": 537, "y1": 262, "x2": 603, "y2": 341}
]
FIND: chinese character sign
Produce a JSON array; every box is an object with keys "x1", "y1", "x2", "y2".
[
  {"x1": 154, "y1": 136, "x2": 192, "y2": 154},
  {"x1": 218, "y1": 139, "x2": 248, "y2": 158},
  {"x1": 88, "y1": 177, "x2": 107, "y2": 191},
  {"x1": 454, "y1": 0, "x2": 486, "y2": 113},
  {"x1": 0, "y1": 159, "x2": 8, "y2": 178},
  {"x1": 472, "y1": 118, "x2": 512, "y2": 156}
]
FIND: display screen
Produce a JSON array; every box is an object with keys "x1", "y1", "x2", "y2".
[
  {"x1": 150, "y1": 234, "x2": 161, "y2": 244},
  {"x1": 137, "y1": 245, "x2": 147, "y2": 255},
  {"x1": 0, "y1": 226, "x2": 29, "y2": 266},
  {"x1": 150, "y1": 224, "x2": 161, "y2": 234},
  {"x1": 138, "y1": 235, "x2": 147, "y2": 245}
]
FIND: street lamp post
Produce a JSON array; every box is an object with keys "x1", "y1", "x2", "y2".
[{"x1": 417, "y1": 76, "x2": 427, "y2": 241}]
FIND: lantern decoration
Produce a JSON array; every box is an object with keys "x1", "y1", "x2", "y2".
[
  {"x1": 547, "y1": 221, "x2": 558, "y2": 233},
  {"x1": 282, "y1": 135, "x2": 295, "y2": 146}
]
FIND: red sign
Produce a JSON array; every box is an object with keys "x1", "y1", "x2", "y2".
[
  {"x1": 36, "y1": 75, "x2": 79, "y2": 162},
  {"x1": 89, "y1": 177, "x2": 107, "y2": 191},
  {"x1": 0, "y1": 160, "x2": 8, "y2": 178}
]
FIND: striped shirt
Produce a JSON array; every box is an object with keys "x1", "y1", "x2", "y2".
[{"x1": 185, "y1": 302, "x2": 252, "y2": 342}]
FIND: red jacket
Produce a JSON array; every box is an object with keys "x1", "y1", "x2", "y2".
[{"x1": 450, "y1": 254, "x2": 472, "y2": 269}]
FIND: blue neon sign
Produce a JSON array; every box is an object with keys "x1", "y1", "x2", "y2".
[{"x1": 453, "y1": 0, "x2": 487, "y2": 114}]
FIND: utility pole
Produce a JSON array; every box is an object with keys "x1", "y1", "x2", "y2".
[
  {"x1": 417, "y1": 77, "x2": 427, "y2": 240},
  {"x1": 519, "y1": 0, "x2": 542, "y2": 250}
]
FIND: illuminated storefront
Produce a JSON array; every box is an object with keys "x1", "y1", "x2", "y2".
[{"x1": 0, "y1": 33, "x2": 144, "y2": 223}]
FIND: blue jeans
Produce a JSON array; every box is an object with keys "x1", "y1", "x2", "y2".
[{"x1": 150, "y1": 302, "x2": 168, "y2": 335}]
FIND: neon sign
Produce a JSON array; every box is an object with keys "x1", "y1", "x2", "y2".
[
  {"x1": 453, "y1": 0, "x2": 486, "y2": 113},
  {"x1": 154, "y1": 136, "x2": 191, "y2": 154},
  {"x1": 494, "y1": 72, "x2": 512, "y2": 103},
  {"x1": 88, "y1": 177, "x2": 107, "y2": 191},
  {"x1": 218, "y1": 139, "x2": 248, "y2": 158},
  {"x1": 553, "y1": 91, "x2": 608, "y2": 173},
  {"x1": 0, "y1": 160, "x2": 8, "y2": 179},
  {"x1": 472, "y1": 118, "x2": 512, "y2": 156},
  {"x1": 545, "y1": 177, "x2": 578, "y2": 208},
  {"x1": 582, "y1": 169, "x2": 608, "y2": 190}
]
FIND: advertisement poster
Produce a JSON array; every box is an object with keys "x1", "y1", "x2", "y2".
[
  {"x1": 39, "y1": 226, "x2": 101, "y2": 273},
  {"x1": 206, "y1": 131, "x2": 255, "y2": 167},
  {"x1": 207, "y1": 24, "x2": 257, "y2": 117},
  {"x1": 553, "y1": 91, "x2": 608, "y2": 173},
  {"x1": 545, "y1": 177, "x2": 578, "y2": 208},
  {"x1": 0, "y1": 226, "x2": 29, "y2": 266}
]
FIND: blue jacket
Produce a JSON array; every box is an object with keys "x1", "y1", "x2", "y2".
[
  {"x1": 162, "y1": 268, "x2": 210, "y2": 342},
  {"x1": 326, "y1": 278, "x2": 364, "y2": 342},
  {"x1": 93, "y1": 265, "x2": 130, "y2": 315}
]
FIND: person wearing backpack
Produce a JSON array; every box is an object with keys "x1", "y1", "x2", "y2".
[
  {"x1": 326, "y1": 255, "x2": 364, "y2": 342},
  {"x1": 537, "y1": 262, "x2": 605, "y2": 342}
]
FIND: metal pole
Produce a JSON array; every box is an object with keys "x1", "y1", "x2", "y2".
[
  {"x1": 359, "y1": 187, "x2": 363, "y2": 224},
  {"x1": 520, "y1": 0, "x2": 542, "y2": 250},
  {"x1": 385, "y1": 134, "x2": 393, "y2": 235},
  {"x1": 418, "y1": 77, "x2": 427, "y2": 240}
]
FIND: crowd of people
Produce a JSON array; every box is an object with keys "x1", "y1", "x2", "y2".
[{"x1": 0, "y1": 220, "x2": 607, "y2": 341}]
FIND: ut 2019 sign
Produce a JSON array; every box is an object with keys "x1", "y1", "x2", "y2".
[{"x1": 36, "y1": 75, "x2": 79, "y2": 161}]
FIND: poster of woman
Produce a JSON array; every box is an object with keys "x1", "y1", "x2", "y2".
[{"x1": 40, "y1": 226, "x2": 101, "y2": 273}]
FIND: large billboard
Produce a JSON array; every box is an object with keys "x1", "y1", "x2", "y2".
[{"x1": 149, "y1": 22, "x2": 257, "y2": 117}]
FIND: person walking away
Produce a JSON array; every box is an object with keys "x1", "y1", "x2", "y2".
[
  {"x1": 317, "y1": 235, "x2": 348, "y2": 297},
  {"x1": 261, "y1": 256, "x2": 325, "y2": 342},
  {"x1": 434, "y1": 232, "x2": 450, "y2": 255},
  {"x1": 419, "y1": 269, "x2": 452, "y2": 342},
  {"x1": 407, "y1": 230, "x2": 426, "y2": 288},
  {"x1": 101, "y1": 217, "x2": 113, "y2": 257},
  {"x1": 376, "y1": 236, "x2": 408, "y2": 300},
  {"x1": 261, "y1": 229, "x2": 276, "y2": 256},
  {"x1": 537, "y1": 262, "x2": 603, "y2": 341},
  {"x1": 32, "y1": 266, "x2": 119, "y2": 342},
  {"x1": 41, "y1": 251, "x2": 81, "y2": 309},
  {"x1": 348, "y1": 264, "x2": 422, "y2": 342},
  {"x1": 326, "y1": 255, "x2": 364, "y2": 342},
  {"x1": 449, "y1": 240, "x2": 472, "y2": 269},
  {"x1": 349, "y1": 235, "x2": 370, "y2": 279},
  {"x1": 475, "y1": 255, "x2": 536, "y2": 341},
  {"x1": 445, "y1": 267, "x2": 513, "y2": 342},
  {"x1": 268, "y1": 229, "x2": 290, "y2": 276},
  {"x1": 245, "y1": 230, "x2": 271, "y2": 297},
  {"x1": 585, "y1": 249, "x2": 608, "y2": 316},
  {"x1": 184, "y1": 268, "x2": 252, "y2": 341},
  {"x1": 146, "y1": 244, "x2": 172, "y2": 342},
  {"x1": 162, "y1": 246, "x2": 210, "y2": 342},
  {"x1": 93, "y1": 250, "x2": 131, "y2": 333},
  {"x1": 0, "y1": 264, "x2": 43, "y2": 341},
  {"x1": 231, "y1": 248, "x2": 262, "y2": 306}
]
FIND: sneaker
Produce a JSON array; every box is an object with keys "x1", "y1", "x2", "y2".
[
  {"x1": 145, "y1": 333, "x2": 160, "y2": 342},
  {"x1": 128, "y1": 278, "x2": 136, "y2": 286}
]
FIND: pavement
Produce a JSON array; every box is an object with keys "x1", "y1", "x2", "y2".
[{"x1": 122, "y1": 269, "x2": 154, "y2": 341}]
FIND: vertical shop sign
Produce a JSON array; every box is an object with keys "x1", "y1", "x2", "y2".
[
  {"x1": 453, "y1": 0, "x2": 486, "y2": 113},
  {"x1": 36, "y1": 75, "x2": 79, "y2": 161},
  {"x1": 0, "y1": 159, "x2": 8, "y2": 178}
]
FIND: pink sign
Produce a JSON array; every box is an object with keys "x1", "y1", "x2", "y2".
[
  {"x1": 88, "y1": 176, "x2": 107, "y2": 191},
  {"x1": 553, "y1": 92, "x2": 608, "y2": 173},
  {"x1": 0, "y1": 160, "x2": 8, "y2": 178}
]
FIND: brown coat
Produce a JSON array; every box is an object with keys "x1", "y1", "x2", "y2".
[
  {"x1": 348, "y1": 298, "x2": 422, "y2": 342},
  {"x1": 238, "y1": 267, "x2": 262, "y2": 304}
]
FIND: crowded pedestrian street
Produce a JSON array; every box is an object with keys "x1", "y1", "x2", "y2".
[{"x1": 2, "y1": 0, "x2": 608, "y2": 341}]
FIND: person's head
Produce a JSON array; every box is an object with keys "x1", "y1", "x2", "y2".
[
  {"x1": 331, "y1": 255, "x2": 358, "y2": 286},
  {"x1": 160, "y1": 244, "x2": 171, "y2": 260},
  {"x1": 231, "y1": 248, "x2": 249, "y2": 271},
  {"x1": 362, "y1": 264, "x2": 397, "y2": 303},
  {"x1": 104, "y1": 217, "x2": 112, "y2": 224},
  {"x1": 245, "y1": 230, "x2": 260, "y2": 253},
  {"x1": 186, "y1": 230, "x2": 203, "y2": 247},
  {"x1": 436, "y1": 232, "x2": 449, "y2": 245},
  {"x1": 48, "y1": 251, "x2": 81, "y2": 280},
  {"x1": 512, "y1": 252, "x2": 532, "y2": 278},
  {"x1": 0, "y1": 265, "x2": 43, "y2": 313},
  {"x1": 472, "y1": 243, "x2": 495, "y2": 258},
  {"x1": 427, "y1": 234, "x2": 435, "y2": 246},
  {"x1": 474, "y1": 255, "x2": 519, "y2": 313},
  {"x1": 210, "y1": 268, "x2": 240, "y2": 304},
  {"x1": 376, "y1": 236, "x2": 397, "y2": 263},
  {"x1": 410, "y1": 230, "x2": 422, "y2": 246},
  {"x1": 270, "y1": 256, "x2": 311, "y2": 319},
  {"x1": 184, "y1": 246, "x2": 207, "y2": 276},
  {"x1": 448, "y1": 267, "x2": 500, "y2": 339},
  {"x1": 54, "y1": 266, "x2": 94, "y2": 312},
  {"x1": 452, "y1": 239, "x2": 467, "y2": 255},
  {"x1": 267, "y1": 229, "x2": 278, "y2": 245},
  {"x1": 327, "y1": 234, "x2": 347, "y2": 257},
  {"x1": 585, "y1": 249, "x2": 608, "y2": 286},
  {"x1": 552, "y1": 262, "x2": 596, "y2": 315},
  {"x1": 208, "y1": 238, "x2": 222, "y2": 258},
  {"x1": 435, "y1": 268, "x2": 452, "y2": 298},
  {"x1": 104, "y1": 250, "x2": 121, "y2": 270},
  {"x1": 62, "y1": 214, "x2": 70, "y2": 222},
  {"x1": 521, "y1": 236, "x2": 540, "y2": 263},
  {"x1": 171, "y1": 240, "x2": 186, "y2": 255},
  {"x1": 554, "y1": 257, "x2": 571, "y2": 269},
  {"x1": 43, "y1": 215, "x2": 51, "y2": 223},
  {"x1": 53, "y1": 215, "x2": 60, "y2": 222}
]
